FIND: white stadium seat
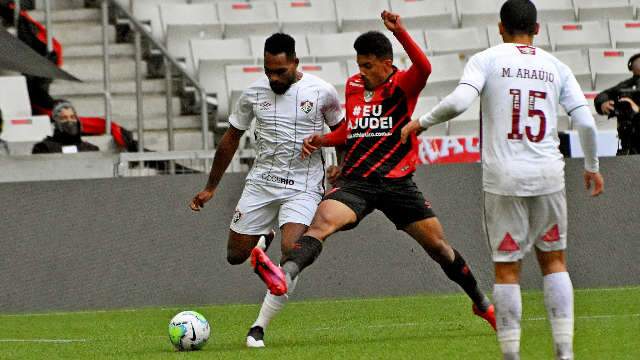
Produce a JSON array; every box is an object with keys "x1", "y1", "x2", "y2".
[
  {"x1": 132, "y1": 0, "x2": 187, "y2": 41},
  {"x1": 589, "y1": 48, "x2": 640, "y2": 90},
  {"x1": 421, "y1": 53, "x2": 466, "y2": 97},
  {"x1": 458, "y1": 0, "x2": 500, "y2": 28},
  {"x1": 552, "y1": 50, "x2": 592, "y2": 90},
  {"x1": 389, "y1": 0, "x2": 457, "y2": 29},
  {"x1": 298, "y1": 62, "x2": 348, "y2": 99},
  {"x1": 425, "y1": 27, "x2": 489, "y2": 56},
  {"x1": 0, "y1": 115, "x2": 53, "y2": 155},
  {"x1": 547, "y1": 22, "x2": 611, "y2": 51},
  {"x1": 249, "y1": 34, "x2": 312, "y2": 62},
  {"x1": 335, "y1": 0, "x2": 389, "y2": 33},
  {"x1": 218, "y1": 1, "x2": 279, "y2": 38},
  {"x1": 225, "y1": 64, "x2": 266, "y2": 114},
  {"x1": 487, "y1": 23, "x2": 551, "y2": 50},
  {"x1": 413, "y1": 96, "x2": 448, "y2": 136},
  {"x1": 276, "y1": 0, "x2": 339, "y2": 34},
  {"x1": 609, "y1": 20, "x2": 640, "y2": 48},
  {"x1": 307, "y1": 32, "x2": 360, "y2": 64},
  {"x1": 388, "y1": 30, "x2": 426, "y2": 69},
  {"x1": 529, "y1": 0, "x2": 576, "y2": 23},
  {"x1": 0, "y1": 76, "x2": 32, "y2": 118},
  {"x1": 166, "y1": 25, "x2": 224, "y2": 70},
  {"x1": 575, "y1": 0, "x2": 635, "y2": 21}
]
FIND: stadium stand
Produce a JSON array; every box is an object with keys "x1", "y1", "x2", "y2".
[
  {"x1": 457, "y1": 0, "x2": 501, "y2": 28},
  {"x1": 574, "y1": 0, "x2": 635, "y2": 21},
  {"x1": 389, "y1": 0, "x2": 457, "y2": 29},
  {"x1": 276, "y1": 0, "x2": 339, "y2": 34},
  {"x1": 609, "y1": 20, "x2": 640, "y2": 48},
  {"x1": 547, "y1": 21, "x2": 612, "y2": 51},
  {"x1": 589, "y1": 48, "x2": 640, "y2": 90},
  {"x1": 388, "y1": 29, "x2": 426, "y2": 69},
  {"x1": 132, "y1": 0, "x2": 186, "y2": 42},
  {"x1": 487, "y1": 23, "x2": 551, "y2": 50},
  {"x1": 413, "y1": 96, "x2": 447, "y2": 136},
  {"x1": 307, "y1": 32, "x2": 360, "y2": 63},
  {"x1": 420, "y1": 53, "x2": 466, "y2": 97},
  {"x1": 529, "y1": 0, "x2": 576, "y2": 23},
  {"x1": 449, "y1": 97, "x2": 480, "y2": 136},
  {"x1": 249, "y1": 34, "x2": 312, "y2": 62},
  {"x1": 553, "y1": 49, "x2": 593, "y2": 90},
  {"x1": 335, "y1": 0, "x2": 389, "y2": 33},
  {"x1": 218, "y1": 1, "x2": 279, "y2": 38},
  {"x1": 425, "y1": 27, "x2": 489, "y2": 56}
]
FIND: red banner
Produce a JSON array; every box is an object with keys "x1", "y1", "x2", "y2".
[{"x1": 418, "y1": 136, "x2": 480, "y2": 165}]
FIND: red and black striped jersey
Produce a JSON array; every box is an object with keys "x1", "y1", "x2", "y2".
[{"x1": 323, "y1": 30, "x2": 431, "y2": 179}]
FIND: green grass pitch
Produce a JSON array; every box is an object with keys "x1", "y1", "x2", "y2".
[{"x1": 0, "y1": 287, "x2": 637, "y2": 359}]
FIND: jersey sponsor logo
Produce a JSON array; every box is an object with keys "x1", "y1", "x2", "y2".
[
  {"x1": 259, "y1": 101, "x2": 272, "y2": 111},
  {"x1": 261, "y1": 173, "x2": 295, "y2": 186},
  {"x1": 232, "y1": 209, "x2": 242, "y2": 224},
  {"x1": 542, "y1": 224, "x2": 560, "y2": 242},
  {"x1": 300, "y1": 100, "x2": 314, "y2": 114},
  {"x1": 348, "y1": 104, "x2": 394, "y2": 138},
  {"x1": 498, "y1": 233, "x2": 520, "y2": 252},
  {"x1": 501, "y1": 67, "x2": 554, "y2": 83}
]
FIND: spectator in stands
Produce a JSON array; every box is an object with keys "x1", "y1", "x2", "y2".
[
  {"x1": 595, "y1": 53, "x2": 640, "y2": 155},
  {"x1": 32, "y1": 100, "x2": 99, "y2": 154},
  {"x1": 0, "y1": 107, "x2": 8, "y2": 155}
]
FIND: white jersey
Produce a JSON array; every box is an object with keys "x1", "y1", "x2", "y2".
[
  {"x1": 229, "y1": 72, "x2": 343, "y2": 194},
  {"x1": 460, "y1": 43, "x2": 588, "y2": 196}
]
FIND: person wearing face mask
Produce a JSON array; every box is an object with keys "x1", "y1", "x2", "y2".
[
  {"x1": 594, "y1": 53, "x2": 640, "y2": 155},
  {"x1": 32, "y1": 100, "x2": 99, "y2": 154}
]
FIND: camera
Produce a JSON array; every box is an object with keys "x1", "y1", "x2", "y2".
[{"x1": 610, "y1": 88, "x2": 640, "y2": 119}]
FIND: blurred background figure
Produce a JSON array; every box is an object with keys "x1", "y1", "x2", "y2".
[{"x1": 32, "y1": 100, "x2": 99, "y2": 154}]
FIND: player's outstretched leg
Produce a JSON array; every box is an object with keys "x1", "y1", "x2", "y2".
[
  {"x1": 404, "y1": 218, "x2": 495, "y2": 330},
  {"x1": 247, "y1": 223, "x2": 308, "y2": 348}
]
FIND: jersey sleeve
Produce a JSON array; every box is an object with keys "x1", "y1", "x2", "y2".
[
  {"x1": 558, "y1": 62, "x2": 589, "y2": 114},
  {"x1": 228, "y1": 89, "x2": 255, "y2": 131},
  {"x1": 321, "y1": 85, "x2": 344, "y2": 128},
  {"x1": 459, "y1": 52, "x2": 488, "y2": 94}
]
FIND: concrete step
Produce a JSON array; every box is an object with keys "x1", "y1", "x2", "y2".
[
  {"x1": 141, "y1": 129, "x2": 213, "y2": 152},
  {"x1": 30, "y1": 9, "x2": 101, "y2": 23},
  {"x1": 65, "y1": 94, "x2": 182, "y2": 118},
  {"x1": 115, "y1": 115, "x2": 202, "y2": 131},
  {"x1": 52, "y1": 23, "x2": 116, "y2": 46},
  {"x1": 50, "y1": 79, "x2": 166, "y2": 97},
  {"x1": 64, "y1": 43, "x2": 135, "y2": 58},
  {"x1": 35, "y1": 0, "x2": 85, "y2": 10},
  {"x1": 61, "y1": 57, "x2": 144, "y2": 81}
]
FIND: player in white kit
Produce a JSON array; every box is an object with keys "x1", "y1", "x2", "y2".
[
  {"x1": 401, "y1": 1, "x2": 604, "y2": 359},
  {"x1": 190, "y1": 33, "x2": 343, "y2": 348}
]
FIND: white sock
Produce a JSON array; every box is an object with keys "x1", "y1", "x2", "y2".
[
  {"x1": 494, "y1": 284, "x2": 522, "y2": 358},
  {"x1": 251, "y1": 273, "x2": 299, "y2": 330},
  {"x1": 543, "y1": 272, "x2": 574, "y2": 360}
]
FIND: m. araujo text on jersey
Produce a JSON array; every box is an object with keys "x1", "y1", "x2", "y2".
[
  {"x1": 229, "y1": 72, "x2": 343, "y2": 194},
  {"x1": 322, "y1": 30, "x2": 431, "y2": 179},
  {"x1": 421, "y1": 43, "x2": 598, "y2": 197}
]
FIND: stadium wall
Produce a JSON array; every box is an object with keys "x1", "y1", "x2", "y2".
[{"x1": 0, "y1": 157, "x2": 638, "y2": 313}]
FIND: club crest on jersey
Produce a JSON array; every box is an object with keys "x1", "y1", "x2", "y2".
[
  {"x1": 232, "y1": 210, "x2": 242, "y2": 224},
  {"x1": 300, "y1": 100, "x2": 314, "y2": 114},
  {"x1": 364, "y1": 90, "x2": 374, "y2": 102},
  {"x1": 259, "y1": 101, "x2": 272, "y2": 111},
  {"x1": 516, "y1": 45, "x2": 536, "y2": 55}
]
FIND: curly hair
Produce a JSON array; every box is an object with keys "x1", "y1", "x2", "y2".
[{"x1": 353, "y1": 31, "x2": 393, "y2": 60}]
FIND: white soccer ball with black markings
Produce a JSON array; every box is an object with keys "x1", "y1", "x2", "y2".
[{"x1": 168, "y1": 311, "x2": 210, "y2": 351}]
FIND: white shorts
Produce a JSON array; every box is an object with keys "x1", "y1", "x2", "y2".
[
  {"x1": 483, "y1": 190, "x2": 567, "y2": 262},
  {"x1": 229, "y1": 182, "x2": 322, "y2": 235}
]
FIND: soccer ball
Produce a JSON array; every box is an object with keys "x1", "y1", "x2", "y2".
[{"x1": 168, "y1": 311, "x2": 210, "y2": 351}]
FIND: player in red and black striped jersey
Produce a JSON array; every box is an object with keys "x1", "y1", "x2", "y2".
[{"x1": 251, "y1": 11, "x2": 497, "y2": 332}]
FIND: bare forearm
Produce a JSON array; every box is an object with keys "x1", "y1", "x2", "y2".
[{"x1": 205, "y1": 128, "x2": 241, "y2": 191}]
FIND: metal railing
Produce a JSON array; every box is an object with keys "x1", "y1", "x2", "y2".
[{"x1": 101, "y1": 0, "x2": 210, "y2": 152}]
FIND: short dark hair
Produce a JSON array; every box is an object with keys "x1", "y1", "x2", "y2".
[
  {"x1": 354, "y1": 31, "x2": 393, "y2": 60},
  {"x1": 500, "y1": 0, "x2": 537, "y2": 36},
  {"x1": 264, "y1": 33, "x2": 296, "y2": 59}
]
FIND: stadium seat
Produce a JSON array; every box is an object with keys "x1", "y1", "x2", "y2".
[
  {"x1": 249, "y1": 34, "x2": 312, "y2": 62},
  {"x1": 1, "y1": 115, "x2": 53, "y2": 155},
  {"x1": 575, "y1": 0, "x2": 635, "y2": 21},
  {"x1": 307, "y1": 32, "x2": 360, "y2": 64},
  {"x1": 413, "y1": 96, "x2": 448, "y2": 136},
  {"x1": 487, "y1": 23, "x2": 551, "y2": 50},
  {"x1": 421, "y1": 53, "x2": 466, "y2": 97},
  {"x1": 224, "y1": 64, "x2": 266, "y2": 115},
  {"x1": 389, "y1": 0, "x2": 457, "y2": 29},
  {"x1": 132, "y1": 0, "x2": 187, "y2": 42},
  {"x1": 425, "y1": 28, "x2": 489, "y2": 56},
  {"x1": 589, "y1": 48, "x2": 640, "y2": 90},
  {"x1": 218, "y1": 1, "x2": 279, "y2": 38},
  {"x1": 529, "y1": 0, "x2": 576, "y2": 23},
  {"x1": 547, "y1": 22, "x2": 612, "y2": 51},
  {"x1": 552, "y1": 50, "x2": 592, "y2": 90},
  {"x1": 335, "y1": 0, "x2": 389, "y2": 33},
  {"x1": 160, "y1": 4, "x2": 222, "y2": 69},
  {"x1": 609, "y1": 20, "x2": 640, "y2": 48},
  {"x1": 276, "y1": 0, "x2": 339, "y2": 34},
  {"x1": 457, "y1": 0, "x2": 500, "y2": 28},
  {"x1": 388, "y1": 30, "x2": 426, "y2": 69},
  {"x1": 0, "y1": 76, "x2": 32, "y2": 118},
  {"x1": 298, "y1": 62, "x2": 348, "y2": 99}
]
